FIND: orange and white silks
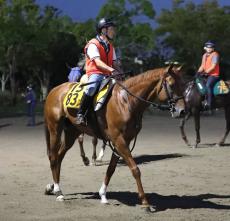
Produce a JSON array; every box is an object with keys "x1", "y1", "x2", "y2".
[
  {"x1": 84, "y1": 38, "x2": 114, "y2": 76},
  {"x1": 202, "y1": 51, "x2": 220, "y2": 77}
]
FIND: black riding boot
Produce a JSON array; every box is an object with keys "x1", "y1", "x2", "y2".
[
  {"x1": 76, "y1": 93, "x2": 92, "y2": 125},
  {"x1": 202, "y1": 94, "x2": 211, "y2": 111}
]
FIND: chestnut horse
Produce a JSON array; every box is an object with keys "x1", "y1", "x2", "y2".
[
  {"x1": 180, "y1": 79, "x2": 230, "y2": 148},
  {"x1": 44, "y1": 64, "x2": 185, "y2": 209}
]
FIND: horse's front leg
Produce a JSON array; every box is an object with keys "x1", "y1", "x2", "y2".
[
  {"x1": 179, "y1": 112, "x2": 191, "y2": 146},
  {"x1": 193, "y1": 109, "x2": 201, "y2": 148},
  {"x1": 99, "y1": 137, "x2": 150, "y2": 209}
]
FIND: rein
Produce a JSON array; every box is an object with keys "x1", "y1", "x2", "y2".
[
  {"x1": 115, "y1": 75, "x2": 183, "y2": 112},
  {"x1": 79, "y1": 71, "x2": 183, "y2": 112}
]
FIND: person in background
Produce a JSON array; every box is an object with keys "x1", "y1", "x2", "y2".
[
  {"x1": 75, "y1": 17, "x2": 122, "y2": 125},
  {"x1": 68, "y1": 66, "x2": 83, "y2": 82},
  {"x1": 25, "y1": 84, "x2": 36, "y2": 126},
  {"x1": 197, "y1": 41, "x2": 220, "y2": 110}
]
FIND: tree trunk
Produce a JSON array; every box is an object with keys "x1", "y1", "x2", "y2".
[
  {"x1": 36, "y1": 70, "x2": 50, "y2": 101},
  {"x1": 0, "y1": 72, "x2": 9, "y2": 92}
]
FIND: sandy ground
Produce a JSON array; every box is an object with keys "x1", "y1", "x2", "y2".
[{"x1": 0, "y1": 110, "x2": 230, "y2": 221}]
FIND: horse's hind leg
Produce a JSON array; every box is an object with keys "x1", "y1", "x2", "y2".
[
  {"x1": 45, "y1": 118, "x2": 65, "y2": 200},
  {"x1": 96, "y1": 142, "x2": 106, "y2": 161},
  {"x1": 91, "y1": 136, "x2": 98, "y2": 165},
  {"x1": 45, "y1": 118, "x2": 79, "y2": 201},
  {"x1": 99, "y1": 153, "x2": 120, "y2": 204},
  {"x1": 218, "y1": 106, "x2": 230, "y2": 146},
  {"x1": 78, "y1": 133, "x2": 90, "y2": 166}
]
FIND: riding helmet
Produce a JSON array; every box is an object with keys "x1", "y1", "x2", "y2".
[
  {"x1": 204, "y1": 41, "x2": 215, "y2": 48},
  {"x1": 96, "y1": 18, "x2": 115, "y2": 33}
]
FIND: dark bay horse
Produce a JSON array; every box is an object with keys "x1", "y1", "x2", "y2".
[
  {"x1": 180, "y1": 79, "x2": 230, "y2": 148},
  {"x1": 44, "y1": 64, "x2": 185, "y2": 209}
]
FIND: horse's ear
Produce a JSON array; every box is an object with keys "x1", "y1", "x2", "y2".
[
  {"x1": 177, "y1": 65, "x2": 183, "y2": 71},
  {"x1": 165, "y1": 64, "x2": 174, "y2": 75},
  {"x1": 174, "y1": 65, "x2": 183, "y2": 75}
]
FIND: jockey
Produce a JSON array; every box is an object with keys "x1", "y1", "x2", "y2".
[
  {"x1": 197, "y1": 41, "x2": 220, "y2": 110},
  {"x1": 76, "y1": 17, "x2": 122, "y2": 125}
]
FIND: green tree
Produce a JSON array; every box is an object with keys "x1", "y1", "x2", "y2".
[
  {"x1": 0, "y1": 0, "x2": 40, "y2": 103},
  {"x1": 156, "y1": 0, "x2": 230, "y2": 75}
]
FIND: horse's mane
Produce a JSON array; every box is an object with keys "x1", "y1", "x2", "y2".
[{"x1": 124, "y1": 67, "x2": 165, "y2": 89}]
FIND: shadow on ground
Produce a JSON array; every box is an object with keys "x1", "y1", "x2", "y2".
[
  {"x1": 0, "y1": 123, "x2": 12, "y2": 129},
  {"x1": 65, "y1": 191, "x2": 230, "y2": 212},
  {"x1": 94, "y1": 153, "x2": 187, "y2": 167}
]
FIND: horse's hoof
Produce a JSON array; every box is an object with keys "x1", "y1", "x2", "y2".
[
  {"x1": 141, "y1": 205, "x2": 156, "y2": 213},
  {"x1": 56, "y1": 195, "x2": 64, "y2": 202},
  {"x1": 44, "y1": 184, "x2": 54, "y2": 195},
  {"x1": 83, "y1": 157, "x2": 90, "y2": 166},
  {"x1": 100, "y1": 195, "x2": 109, "y2": 204},
  {"x1": 90, "y1": 160, "x2": 96, "y2": 166},
  {"x1": 192, "y1": 144, "x2": 198, "y2": 149},
  {"x1": 218, "y1": 142, "x2": 224, "y2": 147},
  {"x1": 55, "y1": 190, "x2": 64, "y2": 201}
]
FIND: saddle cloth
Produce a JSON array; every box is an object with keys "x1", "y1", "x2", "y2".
[
  {"x1": 196, "y1": 78, "x2": 229, "y2": 96},
  {"x1": 63, "y1": 79, "x2": 115, "y2": 112}
]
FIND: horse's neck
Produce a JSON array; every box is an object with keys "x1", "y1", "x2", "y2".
[
  {"x1": 185, "y1": 80, "x2": 202, "y2": 104},
  {"x1": 122, "y1": 70, "x2": 162, "y2": 111}
]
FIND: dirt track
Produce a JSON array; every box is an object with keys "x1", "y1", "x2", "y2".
[{"x1": 0, "y1": 111, "x2": 230, "y2": 221}]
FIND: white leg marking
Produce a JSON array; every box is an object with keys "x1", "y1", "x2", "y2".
[
  {"x1": 99, "y1": 182, "x2": 108, "y2": 204},
  {"x1": 54, "y1": 183, "x2": 64, "y2": 201},
  {"x1": 97, "y1": 148, "x2": 105, "y2": 161}
]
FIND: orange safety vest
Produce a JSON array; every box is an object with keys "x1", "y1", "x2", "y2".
[
  {"x1": 202, "y1": 51, "x2": 220, "y2": 77},
  {"x1": 84, "y1": 38, "x2": 114, "y2": 76}
]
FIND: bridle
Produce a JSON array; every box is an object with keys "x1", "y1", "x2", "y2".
[
  {"x1": 161, "y1": 73, "x2": 184, "y2": 113},
  {"x1": 115, "y1": 71, "x2": 184, "y2": 114}
]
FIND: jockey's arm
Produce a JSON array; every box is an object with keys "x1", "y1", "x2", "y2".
[
  {"x1": 197, "y1": 65, "x2": 204, "y2": 73},
  {"x1": 197, "y1": 57, "x2": 205, "y2": 73},
  {"x1": 94, "y1": 57, "x2": 114, "y2": 73},
  {"x1": 204, "y1": 63, "x2": 217, "y2": 74}
]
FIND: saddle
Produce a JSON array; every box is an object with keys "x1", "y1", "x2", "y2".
[
  {"x1": 63, "y1": 78, "x2": 116, "y2": 114},
  {"x1": 195, "y1": 77, "x2": 230, "y2": 96}
]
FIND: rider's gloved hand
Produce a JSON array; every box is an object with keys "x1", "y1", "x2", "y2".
[
  {"x1": 196, "y1": 71, "x2": 208, "y2": 78},
  {"x1": 111, "y1": 70, "x2": 121, "y2": 76},
  {"x1": 111, "y1": 70, "x2": 123, "y2": 80}
]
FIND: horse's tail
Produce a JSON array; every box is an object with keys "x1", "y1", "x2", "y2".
[{"x1": 44, "y1": 122, "x2": 50, "y2": 156}]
